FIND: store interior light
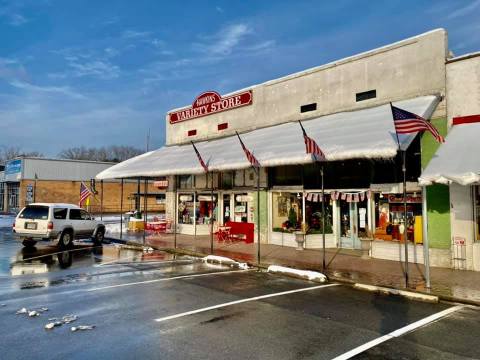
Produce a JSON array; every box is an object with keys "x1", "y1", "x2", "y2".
[{"x1": 380, "y1": 193, "x2": 384, "y2": 198}]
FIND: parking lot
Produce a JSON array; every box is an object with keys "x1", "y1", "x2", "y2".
[{"x1": 0, "y1": 224, "x2": 479, "y2": 360}]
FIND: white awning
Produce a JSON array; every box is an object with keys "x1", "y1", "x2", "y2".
[
  {"x1": 419, "y1": 120, "x2": 480, "y2": 186},
  {"x1": 97, "y1": 95, "x2": 439, "y2": 180}
]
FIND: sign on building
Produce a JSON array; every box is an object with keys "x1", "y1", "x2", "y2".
[
  {"x1": 169, "y1": 90, "x2": 253, "y2": 124},
  {"x1": 5, "y1": 159, "x2": 22, "y2": 181}
]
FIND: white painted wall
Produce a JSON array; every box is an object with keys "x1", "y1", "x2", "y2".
[
  {"x1": 446, "y1": 54, "x2": 480, "y2": 126},
  {"x1": 166, "y1": 29, "x2": 447, "y2": 145}
]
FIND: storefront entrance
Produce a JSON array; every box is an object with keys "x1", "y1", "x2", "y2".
[{"x1": 339, "y1": 198, "x2": 369, "y2": 249}]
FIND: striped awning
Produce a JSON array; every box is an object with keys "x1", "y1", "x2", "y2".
[{"x1": 97, "y1": 96, "x2": 439, "y2": 180}]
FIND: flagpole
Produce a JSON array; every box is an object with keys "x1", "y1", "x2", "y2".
[
  {"x1": 390, "y1": 102, "x2": 409, "y2": 288},
  {"x1": 174, "y1": 175, "x2": 177, "y2": 250},
  {"x1": 257, "y1": 167, "x2": 261, "y2": 264},
  {"x1": 210, "y1": 171, "x2": 214, "y2": 255},
  {"x1": 402, "y1": 149, "x2": 409, "y2": 287},
  {"x1": 120, "y1": 178, "x2": 124, "y2": 240},
  {"x1": 321, "y1": 164, "x2": 326, "y2": 271}
]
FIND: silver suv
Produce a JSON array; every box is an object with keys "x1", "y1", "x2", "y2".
[{"x1": 13, "y1": 203, "x2": 105, "y2": 249}]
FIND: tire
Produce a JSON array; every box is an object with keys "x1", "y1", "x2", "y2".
[
  {"x1": 93, "y1": 229, "x2": 105, "y2": 246},
  {"x1": 22, "y1": 239, "x2": 37, "y2": 248},
  {"x1": 58, "y1": 231, "x2": 73, "y2": 249}
]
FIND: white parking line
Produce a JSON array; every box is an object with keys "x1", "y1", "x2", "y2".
[
  {"x1": 332, "y1": 304, "x2": 465, "y2": 360},
  {"x1": 86, "y1": 269, "x2": 252, "y2": 291},
  {"x1": 155, "y1": 283, "x2": 340, "y2": 323}
]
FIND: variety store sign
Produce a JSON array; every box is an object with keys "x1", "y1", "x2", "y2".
[{"x1": 169, "y1": 90, "x2": 252, "y2": 124}]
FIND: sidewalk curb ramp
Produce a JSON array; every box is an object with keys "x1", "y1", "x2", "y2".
[{"x1": 353, "y1": 283, "x2": 439, "y2": 303}]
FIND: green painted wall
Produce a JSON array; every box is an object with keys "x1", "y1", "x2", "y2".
[
  {"x1": 421, "y1": 117, "x2": 451, "y2": 249},
  {"x1": 253, "y1": 190, "x2": 268, "y2": 241}
]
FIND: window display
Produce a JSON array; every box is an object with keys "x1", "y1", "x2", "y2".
[
  {"x1": 196, "y1": 194, "x2": 217, "y2": 225},
  {"x1": 272, "y1": 192, "x2": 303, "y2": 232},
  {"x1": 305, "y1": 194, "x2": 333, "y2": 234},
  {"x1": 178, "y1": 193, "x2": 194, "y2": 224}
]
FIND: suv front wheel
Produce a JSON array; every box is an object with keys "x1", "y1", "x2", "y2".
[{"x1": 59, "y1": 231, "x2": 73, "y2": 249}]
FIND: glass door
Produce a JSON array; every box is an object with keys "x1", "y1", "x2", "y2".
[
  {"x1": 222, "y1": 194, "x2": 231, "y2": 224},
  {"x1": 340, "y1": 201, "x2": 360, "y2": 249}
]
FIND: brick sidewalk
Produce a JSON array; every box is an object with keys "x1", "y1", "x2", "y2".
[{"x1": 109, "y1": 231, "x2": 480, "y2": 304}]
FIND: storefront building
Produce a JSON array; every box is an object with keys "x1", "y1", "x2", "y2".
[
  {"x1": 98, "y1": 29, "x2": 458, "y2": 268},
  {"x1": 0, "y1": 157, "x2": 165, "y2": 214},
  {"x1": 420, "y1": 51, "x2": 480, "y2": 271}
]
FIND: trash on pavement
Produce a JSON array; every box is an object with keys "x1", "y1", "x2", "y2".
[
  {"x1": 44, "y1": 321, "x2": 63, "y2": 330},
  {"x1": 71, "y1": 325, "x2": 95, "y2": 332},
  {"x1": 28, "y1": 310, "x2": 40, "y2": 317},
  {"x1": 62, "y1": 315, "x2": 78, "y2": 324}
]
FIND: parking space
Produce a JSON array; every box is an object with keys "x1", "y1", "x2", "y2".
[{"x1": 1, "y1": 232, "x2": 479, "y2": 360}]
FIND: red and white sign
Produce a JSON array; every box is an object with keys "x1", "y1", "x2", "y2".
[
  {"x1": 153, "y1": 180, "x2": 169, "y2": 188},
  {"x1": 169, "y1": 90, "x2": 253, "y2": 124}
]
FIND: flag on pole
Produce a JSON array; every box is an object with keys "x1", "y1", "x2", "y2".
[
  {"x1": 236, "y1": 131, "x2": 260, "y2": 168},
  {"x1": 298, "y1": 121, "x2": 325, "y2": 160},
  {"x1": 191, "y1": 141, "x2": 208, "y2": 172},
  {"x1": 79, "y1": 182, "x2": 92, "y2": 207},
  {"x1": 391, "y1": 104, "x2": 444, "y2": 143}
]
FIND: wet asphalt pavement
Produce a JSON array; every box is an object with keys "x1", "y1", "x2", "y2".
[{"x1": 1, "y1": 223, "x2": 480, "y2": 360}]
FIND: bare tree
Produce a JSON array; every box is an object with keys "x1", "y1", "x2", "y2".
[
  {"x1": 0, "y1": 146, "x2": 44, "y2": 164},
  {"x1": 58, "y1": 145, "x2": 143, "y2": 162}
]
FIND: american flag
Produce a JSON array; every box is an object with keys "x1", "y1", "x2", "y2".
[
  {"x1": 236, "y1": 132, "x2": 260, "y2": 168},
  {"x1": 391, "y1": 104, "x2": 444, "y2": 143},
  {"x1": 298, "y1": 121, "x2": 325, "y2": 160},
  {"x1": 79, "y1": 182, "x2": 92, "y2": 207},
  {"x1": 191, "y1": 141, "x2": 208, "y2": 172}
]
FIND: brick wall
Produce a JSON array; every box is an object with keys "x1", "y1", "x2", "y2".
[{"x1": 19, "y1": 180, "x2": 165, "y2": 214}]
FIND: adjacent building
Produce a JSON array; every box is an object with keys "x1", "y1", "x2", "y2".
[{"x1": 0, "y1": 157, "x2": 165, "y2": 214}]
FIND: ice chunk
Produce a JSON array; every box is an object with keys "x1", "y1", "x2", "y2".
[
  {"x1": 71, "y1": 325, "x2": 95, "y2": 332},
  {"x1": 28, "y1": 311, "x2": 40, "y2": 317},
  {"x1": 16, "y1": 307, "x2": 28, "y2": 315}
]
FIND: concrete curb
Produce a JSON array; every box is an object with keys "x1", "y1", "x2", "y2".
[
  {"x1": 353, "y1": 283, "x2": 439, "y2": 303},
  {"x1": 104, "y1": 237, "x2": 480, "y2": 306}
]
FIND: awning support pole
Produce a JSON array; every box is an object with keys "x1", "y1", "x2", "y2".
[
  {"x1": 210, "y1": 172, "x2": 214, "y2": 254},
  {"x1": 143, "y1": 178, "x2": 148, "y2": 246},
  {"x1": 174, "y1": 176, "x2": 177, "y2": 250},
  {"x1": 100, "y1": 180, "x2": 104, "y2": 221},
  {"x1": 120, "y1": 178, "x2": 124, "y2": 240},
  {"x1": 257, "y1": 168, "x2": 261, "y2": 265},
  {"x1": 321, "y1": 165, "x2": 326, "y2": 271},
  {"x1": 422, "y1": 186, "x2": 431, "y2": 289},
  {"x1": 402, "y1": 150, "x2": 409, "y2": 287}
]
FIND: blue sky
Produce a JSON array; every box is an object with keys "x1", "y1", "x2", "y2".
[{"x1": 0, "y1": 0, "x2": 479, "y2": 156}]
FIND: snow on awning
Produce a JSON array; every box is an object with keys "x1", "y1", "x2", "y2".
[
  {"x1": 97, "y1": 95, "x2": 439, "y2": 180},
  {"x1": 419, "y1": 115, "x2": 480, "y2": 186}
]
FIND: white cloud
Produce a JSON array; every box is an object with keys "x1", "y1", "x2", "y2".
[
  {"x1": 447, "y1": 0, "x2": 480, "y2": 19},
  {"x1": 9, "y1": 80, "x2": 86, "y2": 99},
  {"x1": 196, "y1": 23, "x2": 252, "y2": 55},
  {"x1": 8, "y1": 13, "x2": 28, "y2": 26},
  {"x1": 0, "y1": 57, "x2": 28, "y2": 81},
  {"x1": 216, "y1": 6, "x2": 224, "y2": 13},
  {"x1": 122, "y1": 29, "x2": 152, "y2": 39},
  {"x1": 68, "y1": 60, "x2": 120, "y2": 79}
]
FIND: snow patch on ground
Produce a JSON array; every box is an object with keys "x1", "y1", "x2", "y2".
[
  {"x1": 0, "y1": 215, "x2": 15, "y2": 228},
  {"x1": 267, "y1": 265, "x2": 327, "y2": 282},
  {"x1": 202, "y1": 255, "x2": 249, "y2": 270}
]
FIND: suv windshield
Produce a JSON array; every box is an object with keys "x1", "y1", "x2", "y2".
[{"x1": 19, "y1": 205, "x2": 49, "y2": 220}]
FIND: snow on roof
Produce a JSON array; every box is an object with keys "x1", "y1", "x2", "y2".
[
  {"x1": 419, "y1": 121, "x2": 480, "y2": 186},
  {"x1": 97, "y1": 95, "x2": 439, "y2": 180}
]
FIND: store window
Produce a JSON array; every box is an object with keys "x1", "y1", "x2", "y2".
[
  {"x1": 272, "y1": 192, "x2": 303, "y2": 232},
  {"x1": 155, "y1": 194, "x2": 166, "y2": 204},
  {"x1": 374, "y1": 193, "x2": 422, "y2": 242},
  {"x1": 220, "y1": 172, "x2": 234, "y2": 190},
  {"x1": 196, "y1": 194, "x2": 217, "y2": 225},
  {"x1": 178, "y1": 193, "x2": 194, "y2": 224},
  {"x1": 178, "y1": 175, "x2": 194, "y2": 189},
  {"x1": 305, "y1": 194, "x2": 333, "y2": 234},
  {"x1": 233, "y1": 193, "x2": 250, "y2": 223},
  {"x1": 475, "y1": 186, "x2": 480, "y2": 242}
]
